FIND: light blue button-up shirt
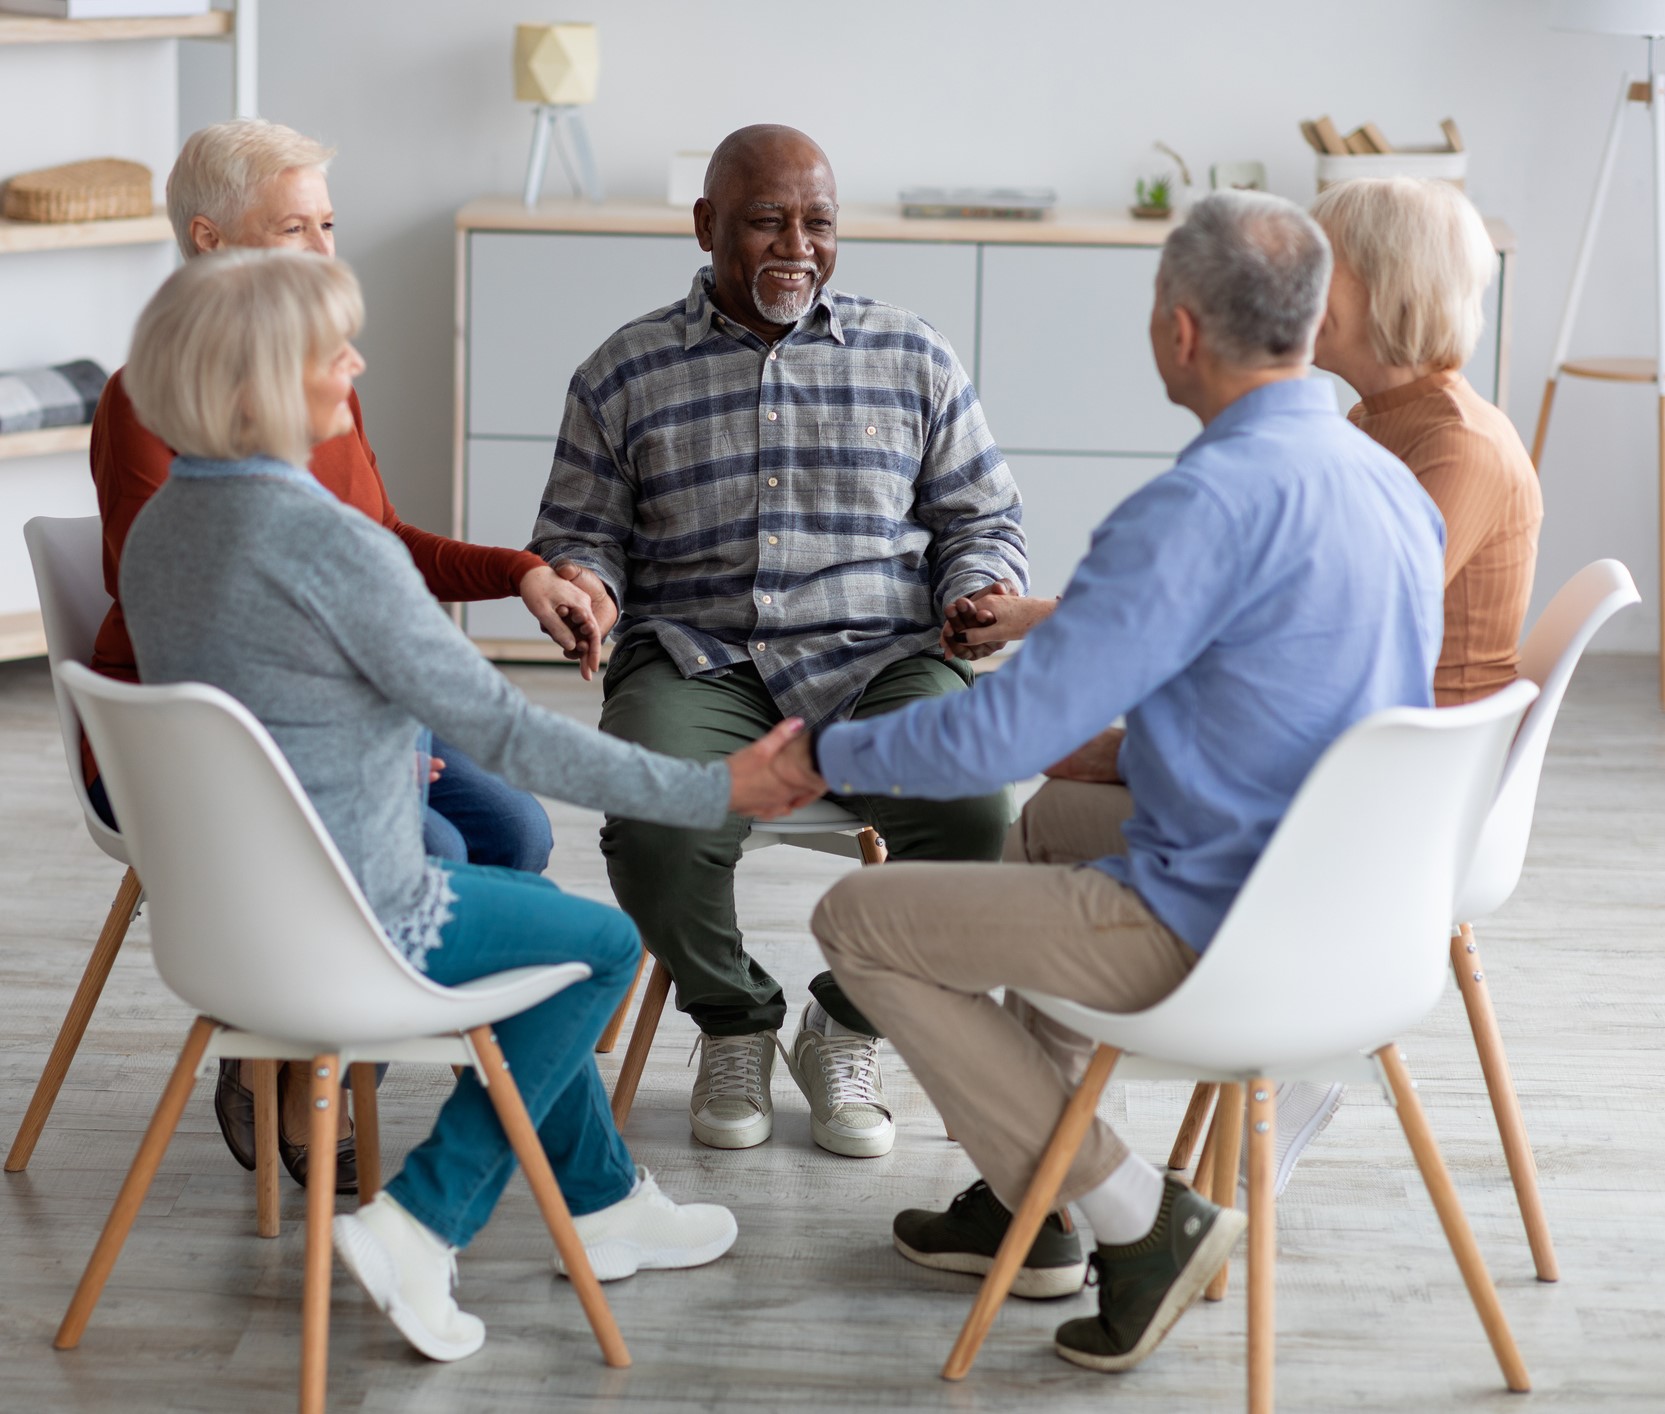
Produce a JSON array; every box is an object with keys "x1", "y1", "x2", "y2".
[{"x1": 816, "y1": 377, "x2": 1447, "y2": 952}]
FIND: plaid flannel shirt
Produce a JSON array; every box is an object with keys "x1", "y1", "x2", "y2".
[{"x1": 529, "y1": 268, "x2": 1028, "y2": 727}]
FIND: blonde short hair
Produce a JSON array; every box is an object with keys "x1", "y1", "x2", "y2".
[
  {"x1": 1310, "y1": 177, "x2": 1494, "y2": 370},
  {"x1": 166, "y1": 119, "x2": 336, "y2": 259},
  {"x1": 126, "y1": 249, "x2": 364, "y2": 469}
]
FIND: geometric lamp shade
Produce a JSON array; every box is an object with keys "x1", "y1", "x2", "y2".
[{"x1": 514, "y1": 23, "x2": 599, "y2": 105}]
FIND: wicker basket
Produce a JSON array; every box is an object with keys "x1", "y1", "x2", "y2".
[{"x1": 3, "y1": 159, "x2": 154, "y2": 224}]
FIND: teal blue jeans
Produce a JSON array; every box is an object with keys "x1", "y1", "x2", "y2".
[{"x1": 385, "y1": 861, "x2": 639, "y2": 1248}]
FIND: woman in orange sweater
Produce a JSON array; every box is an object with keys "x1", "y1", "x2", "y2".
[
  {"x1": 1310, "y1": 176, "x2": 1543, "y2": 705},
  {"x1": 87, "y1": 119, "x2": 608, "y2": 1190},
  {"x1": 1256, "y1": 178, "x2": 1547, "y2": 1199}
]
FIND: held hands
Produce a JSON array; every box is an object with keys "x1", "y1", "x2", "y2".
[
  {"x1": 940, "y1": 579, "x2": 1058, "y2": 661},
  {"x1": 519, "y1": 565, "x2": 603, "y2": 679},
  {"x1": 1043, "y1": 725, "x2": 1125, "y2": 784},
  {"x1": 727, "y1": 718, "x2": 827, "y2": 820}
]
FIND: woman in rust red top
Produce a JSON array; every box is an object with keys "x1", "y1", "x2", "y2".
[
  {"x1": 89, "y1": 118, "x2": 605, "y2": 1189},
  {"x1": 1311, "y1": 177, "x2": 1543, "y2": 706}
]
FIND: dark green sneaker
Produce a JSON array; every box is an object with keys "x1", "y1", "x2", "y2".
[
  {"x1": 1055, "y1": 1176, "x2": 1247, "y2": 1372},
  {"x1": 893, "y1": 1179, "x2": 1087, "y2": 1299}
]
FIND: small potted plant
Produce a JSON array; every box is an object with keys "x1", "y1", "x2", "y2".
[{"x1": 1131, "y1": 174, "x2": 1175, "y2": 220}]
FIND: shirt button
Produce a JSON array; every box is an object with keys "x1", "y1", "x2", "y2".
[
  {"x1": 841, "y1": 782, "x2": 853, "y2": 793},
  {"x1": 768, "y1": 350, "x2": 778, "y2": 361},
  {"x1": 767, "y1": 535, "x2": 779, "y2": 545},
  {"x1": 890, "y1": 785, "x2": 903, "y2": 796},
  {"x1": 696, "y1": 655, "x2": 708, "y2": 665},
  {"x1": 866, "y1": 424, "x2": 877, "y2": 436},
  {"x1": 767, "y1": 477, "x2": 779, "y2": 487},
  {"x1": 761, "y1": 594, "x2": 773, "y2": 604},
  {"x1": 756, "y1": 642, "x2": 768, "y2": 652},
  {"x1": 767, "y1": 410, "x2": 778, "y2": 421}
]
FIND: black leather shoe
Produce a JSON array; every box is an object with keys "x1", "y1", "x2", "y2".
[
  {"x1": 276, "y1": 1065, "x2": 358, "y2": 1194},
  {"x1": 212, "y1": 1059, "x2": 258, "y2": 1172}
]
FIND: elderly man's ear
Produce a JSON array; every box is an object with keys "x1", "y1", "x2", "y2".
[{"x1": 1172, "y1": 303, "x2": 1202, "y2": 368}]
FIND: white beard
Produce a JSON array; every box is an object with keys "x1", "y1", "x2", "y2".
[{"x1": 751, "y1": 264, "x2": 818, "y2": 325}]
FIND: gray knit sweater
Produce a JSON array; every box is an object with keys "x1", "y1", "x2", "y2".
[{"x1": 120, "y1": 468, "x2": 731, "y2": 933}]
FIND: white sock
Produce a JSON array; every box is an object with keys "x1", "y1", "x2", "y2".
[
  {"x1": 804, "y1": 999, "x2": 866, "y2": 1039},
  {"x1": 1075, "y1": 1152, "x2": 1165, "y2": 1246}
]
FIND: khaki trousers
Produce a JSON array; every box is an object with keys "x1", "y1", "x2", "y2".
[{"x1": 812, "y1": 780, "x2": 1197, "y2": 1207}]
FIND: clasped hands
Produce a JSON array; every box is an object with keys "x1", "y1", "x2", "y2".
[{"x1": 518, "y1": 562, "x2": 619, "y2": 681}]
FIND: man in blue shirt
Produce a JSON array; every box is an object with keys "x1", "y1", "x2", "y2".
[{"x1": 790, "y1": 192, "x2": 1446, "y2": 1374}]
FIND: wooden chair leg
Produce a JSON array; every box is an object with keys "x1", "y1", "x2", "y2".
[
  {"x1": 1377, "y1": 1044, "x2": 1531, "y2": 1393},
  {"x1": 1169, "y1": 1082, "x2": 1218, "y2": 1171},
  {"x1": 857, "y1": 826, "x2": 888, "y2": 865},
  {"x1": 941, "y1": 1044, "x2": 1120, "y2": 1382},
  {"x1": 1205, "y1": 1083, "x2": 1245, "y2": 1302},
  {"x1": 253, "y1": 1058, "x2": 281, "y2": 1238},
  {"x1": 595, "y1": 948, "x2": 647, "y2": 1055},
  {"x1": 1451, "y1": 926, "x2": 1559, "y2": 1282},
  {"x1": 1246, "y1": 1079, "x2": 1276, "y2": 1414},
  {"x1": 54, "y1": 1015, "x2": 215, "y2": 1349},
  {"x1": 1528, "y1": 375, "x2": 1557, "y2": 469},
  {"x1": 8, "y1": 866, "x2": 143, "y2": 1172},
  {"x1": 299, "y1": 1054, "x2": 342, "y2": 1414},
  {"x1": 610, "y1": 959, "x2": 670, "y2": 1129},
  {"x1": 349, "y1": 1062, "x2": 381, "y2": 1203},
  {"x1": 1192, "y1": 1108, "x2": 1221, "y2": 1203},
  {"x1": 469, "y1": 1025, "x2": 631, "y2": 1368}
]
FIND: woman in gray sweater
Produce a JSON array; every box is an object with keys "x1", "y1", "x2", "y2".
[{"x1": 117, "y1": 249, "x2": 825, "y2": 1363}]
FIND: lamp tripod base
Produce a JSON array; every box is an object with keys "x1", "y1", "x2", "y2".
[{"x1": 523, "y1": 105, "x2": 603, "y2": 208}]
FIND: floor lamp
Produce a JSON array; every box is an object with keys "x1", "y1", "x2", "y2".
[{"x1": 1533, "y1": 1, "x2": 1665, "y2": 703}]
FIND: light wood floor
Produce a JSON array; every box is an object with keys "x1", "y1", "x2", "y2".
[{"x1": 1, "y1": 654, "x2": 1661, "y2": 1412}]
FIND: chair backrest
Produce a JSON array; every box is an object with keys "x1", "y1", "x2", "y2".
[
  {"x1": 58, "y1": 662, "x2": 467, "y2": 1046},
  {"x1": 23, "y1": 515, "x2": 125, "y2": 862},
  {"x1": 1032, "y1": 681, "x2": 1536, "y2": 1075},
  {"x1": 1455, "y1": 559, "x2": 1639, "y2": 922}
]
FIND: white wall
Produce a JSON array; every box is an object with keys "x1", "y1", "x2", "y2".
[{"x1": 181, "y1": 0, "x2": 1665, "y2": 652}]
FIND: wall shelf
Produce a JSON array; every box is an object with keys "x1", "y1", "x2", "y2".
[
  {"x1": 0, "y1": 424, "x2": 91, "y2": 461},
  {"x1": 0, "y1": 208, "x2": 173, "y2": 255},
  {"x1": 0, "y1": 12, "x2": 231, "y2": 45}
]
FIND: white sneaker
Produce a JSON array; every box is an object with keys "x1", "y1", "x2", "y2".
[
  {"x1": 332, "y1": 1193, "x2": 485, "y2": 1362},
  {"x1": 553, "y1": 1167, "x2": 738, "y2": 1282},
  {"x1": 1237, "y1": 1082, "x2": 1346, "y2": 1204},
  {"x1": 688, "y1": 1031, "x2": 780, "y2": 1149},
  {"x1": 787, "y1": 1003, "x2": 895, "y2": 1158}
]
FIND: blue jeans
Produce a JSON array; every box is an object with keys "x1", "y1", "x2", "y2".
[
  {"x1": 385, "y1": 861, "x2": 639, "y2": 1249},
  {"x1": 422, "y1": 735, "x2": 553, "y2": 874}
]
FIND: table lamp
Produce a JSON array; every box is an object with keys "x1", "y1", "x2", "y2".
[
  {"x1": 1534, "y1": 0, "x2": 1665, "y2": 702},
  {"x1": 515, "y1": 22, "x2": 602, "y2": 207}
]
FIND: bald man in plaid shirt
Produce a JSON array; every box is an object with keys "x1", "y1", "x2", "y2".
[{"x1": 530, "y1": 126, "x2": 1026, "y2": 1160}]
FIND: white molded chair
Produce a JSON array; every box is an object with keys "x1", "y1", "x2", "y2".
[
  {"x1": 942, "y1": 682, "x2": 1539, "y2": 1410},
  {"x1": 1446, "y1": 558, "x2": 1639, "y2": 1281},
  {"x1": 602, "y1": 799, "x2": 886, "y2": 1125},
  {"x1": 1167, "y1": 559, "x2": 1640, "y2": 1286},
  {"x1": 53, "y1": 664, "x2": 630, "y2": 1414},
  {"x1": 8, "y1": 516, "x2": 145, "y2": 1173}
]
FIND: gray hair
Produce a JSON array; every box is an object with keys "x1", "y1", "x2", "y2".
[
  {"x1": 166, "y1": 119, "x2": 335, "y2": 260},
  {"x1": 1157, "y1": 191, "x2": 1332, "y2": 368}
]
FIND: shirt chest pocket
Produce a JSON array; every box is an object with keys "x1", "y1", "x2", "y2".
[
  {"x1": 812, "y1": 415, "x2": 919, "y2": 535},
  {"x1": 632, "y1": 425, "x2": 759, "y2": 550}
]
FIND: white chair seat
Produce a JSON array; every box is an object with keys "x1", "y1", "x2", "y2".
[{"x1": 751, "y1": 798, "x2": 866, "y2": 832}]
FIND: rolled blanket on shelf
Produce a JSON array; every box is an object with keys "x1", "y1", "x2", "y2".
[{"x1": 0, "y1": 359, "x2": 109, "y2": 435}]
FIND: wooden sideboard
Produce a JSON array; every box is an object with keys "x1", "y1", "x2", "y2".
[{"x1": 453, "y1": 197, "x2": 1515, "y2": 657}]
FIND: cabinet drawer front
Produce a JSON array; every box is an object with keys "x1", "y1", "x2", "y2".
[
  {"x1": 825, "y1": 239, "x2": 980, "y2": 378},
  {"x1": 977, "y1": 245, "x2": 1197, "y2": 456},
  {"x1": 462, "y1": 435, "x2": 556, "y2": 641},
  {"x1": 1010, "y1": 452, "x2": 1172, "y2": 598},
  {"x1": 468, "y1": 231, "x2": 706, "y2": 439}
]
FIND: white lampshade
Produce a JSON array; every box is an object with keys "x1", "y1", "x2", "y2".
[
  {"x1": 1553, "y1": 0, "x2": 1665, "y2": 36},
  {"x1": 514, "y1": 22, "x2": 599, "y2": 105}
]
